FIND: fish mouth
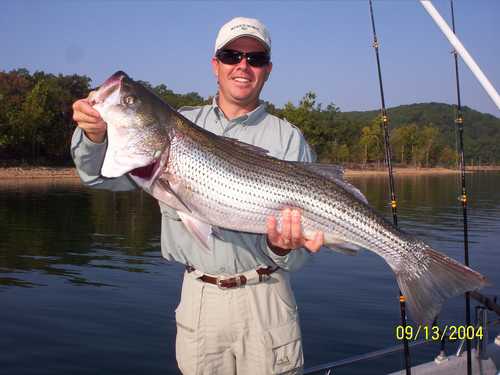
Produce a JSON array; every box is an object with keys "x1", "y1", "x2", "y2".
[{"x1": 90, "y1": 71, "x2": 129, "y2": 105}]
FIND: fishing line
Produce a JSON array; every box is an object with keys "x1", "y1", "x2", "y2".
[
  {"x1": 450, "y1": 1, "x2": 472, "y2": 374},
  {"x1": 367, "y1": 1, "x2": 412, "y2": 374}
]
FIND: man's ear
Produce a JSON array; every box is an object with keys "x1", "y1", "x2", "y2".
[
  {"x1": 265, "y1": 62, "x2": 273, "y2": 81},
  {"x1": 211, "y1": 57, "x2": 219, "y2": 79}
]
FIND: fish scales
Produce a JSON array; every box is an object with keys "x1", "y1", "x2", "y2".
[
  {"x1": 186, "y1": 125, "x2": 428, "y2": 272},
  {"x1": 168, "y1": 124, "x2": 417, "y2": 269},
  {"x1": 185, "y1": 131, "x2": 422, "y2": 265},
  {"x1": 92, "y1": 71, "x2": 488, "y2": 324}
]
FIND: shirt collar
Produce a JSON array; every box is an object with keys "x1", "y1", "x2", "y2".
[{"x1": 212, "y1": 96, "x2": 267, "y2": 126}]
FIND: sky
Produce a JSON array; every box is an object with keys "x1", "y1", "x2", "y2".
[{"x1": 1, "y1": 0, "x2": 499, "y2": 116}]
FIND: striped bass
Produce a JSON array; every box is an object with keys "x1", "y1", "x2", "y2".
[{"x1": 91, "y1": 71, "x2": 488, "y2": 324}]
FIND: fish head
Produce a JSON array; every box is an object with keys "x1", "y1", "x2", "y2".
[{"x1": 92, "y1": 71, "x2": 170, "y2": 178}]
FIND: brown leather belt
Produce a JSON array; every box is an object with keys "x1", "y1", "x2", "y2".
[{"x1": 186, "y1": 265, "x2": 278, "y2": 289}]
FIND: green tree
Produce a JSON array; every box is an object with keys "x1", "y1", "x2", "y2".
[
  {"x1": 359, "y1": 117, "x2": 384, "y2": 165},
  {"x1": 281, "y1": 92, "x2": 339, "y2": 161},
  {"x1": 438, "y1": 145, "x2": 458, "y2": 167},
  {"x1": 336, "y1": 144, "x2": 350, "y2": 163},
  {"x1": 391, "y1": 126, "x2": 409, "y2": 164},
  {"x1": 417, "y1": 125, "x2": 440, "y2": 167},
  {"x1": 0, "y1": 70, "x2": 90, "y2": 163}
]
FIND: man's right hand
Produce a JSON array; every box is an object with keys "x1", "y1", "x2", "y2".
[{"x1": 72, "y1": 95, "x2": 107, "y2": 143}]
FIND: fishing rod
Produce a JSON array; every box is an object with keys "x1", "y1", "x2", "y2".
[
  {"x1": 449, "y1": 1, "x2": 472, "y2": 374},
  {"x1": 367, "y1": 1, "x2": 411, "y2": 374}
]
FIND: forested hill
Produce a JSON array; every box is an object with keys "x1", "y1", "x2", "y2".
[
  {"x1": 336, "y1": 102, "x2": 500, "y2": 165},
  {"x1": 340, "y1": 102, "x2": 500, "y2": 137},
  {"x1": 1, "y1": 69, "x2": 499, "y2": 166},
  {"x1": 273, "y1": 94, "x2": 500, "y2": 166}
]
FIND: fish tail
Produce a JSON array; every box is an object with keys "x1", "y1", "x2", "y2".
[{"x1": 395, "y1": 245, "x2": 488, "y2": 324}]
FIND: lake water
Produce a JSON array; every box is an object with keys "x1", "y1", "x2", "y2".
[{"x1": 1, "y1": 173, "x2": 499, "y2": 374}]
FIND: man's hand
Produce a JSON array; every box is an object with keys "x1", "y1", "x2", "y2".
[
  {"x1": 266, "y1": 208, "x2": 324, "y2": 255},
  {"x1": 72, "y1": 94, "x2": 107, "y2": 143}
]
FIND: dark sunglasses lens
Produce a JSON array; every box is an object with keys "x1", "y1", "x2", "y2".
[
  {"x1": 247, "y1": 53, "x2": 270, "y2": 67},
  {"x1": 217, "y1": 50, "x2": 269, "y2": 67},
  {"x1": 217, "y1": 50, "x2": 241, "y2": 65}
]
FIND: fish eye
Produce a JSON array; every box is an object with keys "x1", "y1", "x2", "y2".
[{"x1": 124, "y1": 95, "x2": 137, "y2": 106}]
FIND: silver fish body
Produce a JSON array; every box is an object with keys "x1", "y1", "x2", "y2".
[
  {"x1": 93, "y1": 71, "x2": 488, "y2": 324},
  {"x1": 165, "y1": 126, "x2": 407, "y2": 269}
]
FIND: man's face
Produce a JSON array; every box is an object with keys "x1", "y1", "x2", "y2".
[{"x1": 211, "y1": 37, "x2": 273, "y2": 109}]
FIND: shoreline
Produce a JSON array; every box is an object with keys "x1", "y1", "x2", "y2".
[
  {"x1": 1, "y1": 166, "x2": 500, "y2": 179},
  {"x1": 345, "y1": 166, "x2": 500, "y2": 176}
]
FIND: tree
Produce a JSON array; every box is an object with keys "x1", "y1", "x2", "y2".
[
  {"x1": 359, "y1": 117, "x2": 384, "y2": 165},
  {"x1": 417, "y1": 125, "x2": 440, "y2": 167},
  {"x1": 336, "y1": 144, "x2": 350, "y2": 163},
  {"x1": 153, "y1": 84, "x2": 205, "y2": 109},
  {"x1": 281, "y1": 92, "x2": 341, "y2": 161},
  {"x1": 1, "y1": 69, "x2": 499, "y2": 166},
  {"x1": 391, "y1": 126, "x2": 409, "y2": 164},
  {"x1": 438, "y1": 145, "x2": 458, "y2": 167},
  {"x1": 0, "y1": 70, "x2": 90, "y2": 163}
]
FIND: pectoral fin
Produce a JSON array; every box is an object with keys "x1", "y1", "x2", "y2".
[
  {"x1": 177, "y1": 212, "x2": 213, "y2": 253},
  {"x1": 156, "y1": 179, "x2": 192, "y2": 213}
]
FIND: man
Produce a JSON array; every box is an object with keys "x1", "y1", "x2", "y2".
[{"x1": 71, "y1": 17, "x2": 323, "y2": 375}]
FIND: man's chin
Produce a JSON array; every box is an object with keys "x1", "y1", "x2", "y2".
[
  {"x1": 230, "y1": 92, "x2": 259, "y2": 105},
  {"x1": 231, "y1": 89, "x2": 254, "y2": 98}
]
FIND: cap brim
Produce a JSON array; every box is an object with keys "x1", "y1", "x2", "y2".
[{"x1": 216, "y1": 35, "x2": 270, "y2": 54}]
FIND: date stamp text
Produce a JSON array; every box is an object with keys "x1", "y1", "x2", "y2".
[{"x1": 395, "y1": 324, "x2": 483, "y2": 341}]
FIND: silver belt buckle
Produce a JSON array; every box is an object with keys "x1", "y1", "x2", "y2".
[
  {"x1": 216, "y1": 276, "x2": 241, "y2": 289},
  {"x1": 216, "y1": 276, "x2": 227, "y2": 289},
  {"x1": 259, "y1": 273, "x2": 270, "y2": 282}
]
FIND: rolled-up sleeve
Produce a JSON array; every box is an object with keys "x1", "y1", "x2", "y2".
[
  {"x1": 257, "y1": 236, "x2": 310, "y2": 271},
  {"x1": 71, "y1": 127, "x2": 136, "y2": 191}
]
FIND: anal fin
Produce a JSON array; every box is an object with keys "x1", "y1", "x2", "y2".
[{"x1": 305, "y1": 230, "x2": 363, "y2": 256}]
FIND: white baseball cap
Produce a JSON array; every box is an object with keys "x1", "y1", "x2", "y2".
[{"x1": 214, "y1": 17, "x2": 271, "y2": 54}]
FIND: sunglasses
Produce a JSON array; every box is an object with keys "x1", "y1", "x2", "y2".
[{"x1": 216, "y1": 49, "x2": 270, "y2": 67}]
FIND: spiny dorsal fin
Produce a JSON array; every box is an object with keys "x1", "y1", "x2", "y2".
[
  {"x1": 292, "y1": 162, "x2": 368, "y2": 205},
  {"x1": 291, "y1": 162, "x2": 344, "y2": 180},
  {"x1": 220, "y1": 137, "x2": 270, "y2": 156}
]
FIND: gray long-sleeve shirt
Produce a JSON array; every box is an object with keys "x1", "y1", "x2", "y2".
[{"x1": 71, "y1": 100, "x2": 315, "y2": 275}]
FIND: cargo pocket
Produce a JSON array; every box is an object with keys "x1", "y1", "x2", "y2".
[
  {"x1": 175, "y1": 273, "x2": 203, "y2": 375},
  {"x1": 264, "y1": 320, "x2": 304, "y2": 374},
  {"x1": 272, "y1": 272, "x2": 299, "y2": 315}
]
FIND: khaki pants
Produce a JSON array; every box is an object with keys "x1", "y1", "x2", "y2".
[{"x1": 175, "y1": 269, "x2": 304, "y2": 375}]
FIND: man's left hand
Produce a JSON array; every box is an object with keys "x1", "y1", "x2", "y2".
[{"x1": 266, "y1": 208, "x2": 324, "y2": 254}]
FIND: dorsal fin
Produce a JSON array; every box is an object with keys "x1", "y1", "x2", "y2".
[
  {"x1": 291, "y1": 162, "x2": 344, "y2": 180},
  {"x1": 220, "y1": 137, "x2": 270, "y2": 156},
  {"x1": 292, "y1": 162, "x2": 368, "y2": 205}
]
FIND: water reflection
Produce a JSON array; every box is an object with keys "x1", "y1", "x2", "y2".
[
  {"x1": 1, "y1": 173, "x2": 500, "y2": 290},
  {"x1": 1, "y1": 173, "x2": 499, "y2": 374},
  {"x1": 0, "y1": 180, "x2": 162, "y2": 288},
  {"x1": 0, "y1": 173, "x2": 500, "y2": 287}
]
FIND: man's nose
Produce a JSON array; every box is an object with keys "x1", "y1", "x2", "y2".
[{"x1": 235, "y1": 56, "x2": 250, "y2": 69}]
